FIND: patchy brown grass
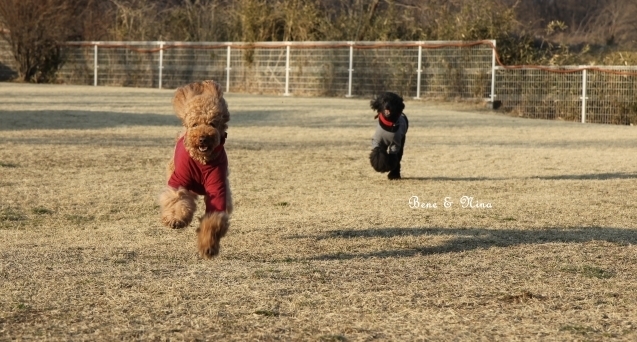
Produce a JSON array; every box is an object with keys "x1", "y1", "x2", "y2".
[{"x1": 1, "y1": 83, "x2": 637, "y2": 341}]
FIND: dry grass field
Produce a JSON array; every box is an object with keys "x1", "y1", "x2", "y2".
[{"x1": 1, "y1": 82, "x2": 637, "y2": 341}]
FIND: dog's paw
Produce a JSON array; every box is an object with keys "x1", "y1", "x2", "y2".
[
  {"x1": 196, "y1": 226, "x2": 220, "y2": 258},
  {"x1": 158, "y1": 187, "x2": 197, "y2": 229},
  {"x1": 197, "y1": 228, "x2": 220, "y2": 258},
  {"x1": 163, "y1": 217, "x2": 190, "y2": 229},
  {"x1": 197, "y1": 212, "x2": 229, "y2": 259},
  {"x1": 203, "y1": 248, "x2": 219, "y2": 258}
]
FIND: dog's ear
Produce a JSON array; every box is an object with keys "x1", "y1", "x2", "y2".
[
  {"x1": 200, "y1": 80, "x2": 224, "y2": 98},
  {"x1": 173, "y1": 83, "x2": 194, "y2": 120},
  {"x1": 201, "y1": 81, "x2": 230, "y2": 128},
  {"x1": 172, "y1": 80, "x2": 226, "y2": 121}
]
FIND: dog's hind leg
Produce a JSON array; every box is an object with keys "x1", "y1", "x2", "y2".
[
  {"x1": 197, "y1": 211, "x2": 229, "y2": 258},
  {"x1": 159, "y1": 187, "x2": 197, "y2": 229}
]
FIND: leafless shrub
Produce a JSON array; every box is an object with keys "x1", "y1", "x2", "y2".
[
  {"x1": 4, "y1": 0, "x2": 635, "y2": 85},
  {"x1": 109, "y1": 0, "x2": 163, "y2": 40},
  {"x1": 585, "y1": 0, "x2": 637, "y2": 48},
  {"x1": 0, "y1": 0, "x2": 90, "y2": 82},
  {"x1": 161, "y1": 0, "x2": 227, "y2": 41}
]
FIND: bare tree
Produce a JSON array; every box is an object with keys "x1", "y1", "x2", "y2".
[
  {"x1": 0, "y1": 0, "x2": 88, "y2": 82},
  {"x1": 109, "y1": 0, "x2": 163, "y2": 40},
  {"x1": 276, "y1": 0, "x2": 327, "y2": 41},
  {"x1": 162, "y1": 0, "x2": 224, "y2": 41},
  {"x1": 225, "y1": 0, "x2": 278, "y2": 42},
  {"x1": 81, "y1": 0, "x2": 116, "y2": 41},
  {"x1": 586, "y1": 0, "x2": 637, "y2": 47},
  {"x1": 501, "y1": 0, "x2": 607, "y2": 42}
]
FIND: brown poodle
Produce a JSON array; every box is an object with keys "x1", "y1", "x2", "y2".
[{"x1": 158, "y1": 80, "x2": 232, "y2": 258}]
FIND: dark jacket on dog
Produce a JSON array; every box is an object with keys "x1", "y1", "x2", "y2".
[
  {"x1": 168, "y1": 136, "x2": 228, "y2": 212},
  {"x1": 370, "y1": 113, "x2": 408, "y2": 177},
  {"x1": 369, "y1": 92, "x2": 409, "y2": 179},
  {"x1": 371, "y1": 113, "x2": 408, "y2": 154}
]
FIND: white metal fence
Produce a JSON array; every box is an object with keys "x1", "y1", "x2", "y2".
[
  {"x1": 495, "y1": 65, "x2": 637, "y2": 125},
  {"x1": 3, "y1": 39, "x2": 637, "y2": 124},
  {"x1": 58, "y1": 41, "x2": 496, "y2": 100}
]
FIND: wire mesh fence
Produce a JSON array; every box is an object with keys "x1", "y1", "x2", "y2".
[
  {"x1": 586, "y1": 68, "x2": 637, "y2": 125},
  {"x1": 2, "y1": 39, "x2": 637, "y2": 124},
  {"x1": 494, "y1": 65, "x2": 637, "y2": 124},
  {"x1": 57, "y1": 41, "x2": 496, "y2": 100},
  {"x1": 495, "y1": 67, "x2": 584, "y2": 122}
]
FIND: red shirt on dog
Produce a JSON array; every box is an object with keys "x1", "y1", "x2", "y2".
[{"x1": 168, "y1": 136, "x2": 228, "y2": 212}]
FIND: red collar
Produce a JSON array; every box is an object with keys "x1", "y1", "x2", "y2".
[{"x1": 378, "y1": 113, "x2": 395, "y2": 126}]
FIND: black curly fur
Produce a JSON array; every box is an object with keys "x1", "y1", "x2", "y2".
[
  {"x1": 370, "y1": 92, "x2": 405, "y2": 122},
  {"x1": 370, "y1": 146, "x2": 398, "y2": 173}
]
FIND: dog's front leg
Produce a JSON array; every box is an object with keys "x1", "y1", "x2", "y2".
[
  {"x1": 159, "y1": 187, "x2": 197, "y2": 229},
  {"x1": 197, "y1": 211, "x2": 229, "y2": 258}
]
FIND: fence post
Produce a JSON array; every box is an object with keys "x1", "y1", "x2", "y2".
[
  {"x1": 284, "y1": 44, "x2": 291, "y2": 96},
  {"x1": 158, "y1": 42, "x2": 164, "y2": 89},
  {"x1": 414, "y1": 43, "x2": 422, "y2": 99},
  {"x1": 490, "y1": 40, "x2": 496, "y2": 104},
  {"x1": 226, "y1": 45, "x2": 231, "y2": 93},
  {"x1": 93, "y1": 44, "x2": 98, "y2": 86},
  {"x1": 581, "y1": 68, "x2": 588, "y2": 123},
  {"x1": 346, "y1": 42, "x2": 354, "y2": 98}
]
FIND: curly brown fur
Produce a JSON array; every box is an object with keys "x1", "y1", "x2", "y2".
[
  {"x1": 197, "y1": 212, "x2": 229, "y2": 258},
  {"x1": 158, "y1": 187, "x2": 197, "y2": 229},
  {"x1": 160, "y1": 80, "x2": 234, "y2": 258},
  {"x1": 173, "y1": 80, "x2": 230, "y2": 165}
]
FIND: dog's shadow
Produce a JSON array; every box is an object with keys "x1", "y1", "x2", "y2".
[
  {"x1": 402, "y1": 172, "x2": 637, "y2": 182},
  {"x1": 402, "y1": 176, "x2": 506, "y2": 181},
  {"x1": 286, "y1": 226, "x2": 637, "y2": 260}
]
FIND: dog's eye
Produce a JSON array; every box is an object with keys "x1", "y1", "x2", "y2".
[{"x1": 191, "y1": 123, "x2": 199, "y2": 128}]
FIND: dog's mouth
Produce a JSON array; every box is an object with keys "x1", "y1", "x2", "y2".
[
  {"x1": 195, "y1": 135, "x2": 217, "y2": 154},
  {"x1": 185, "y1": 129, "x2": 221, "y2": 161},
  {"x1": 197, "y1": 143, "x2": 216, "y2": 154}
]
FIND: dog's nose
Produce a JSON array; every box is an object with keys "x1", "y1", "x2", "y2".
[{"x1": 199, "y1": 137, "x2": 206, "y2": 144}]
